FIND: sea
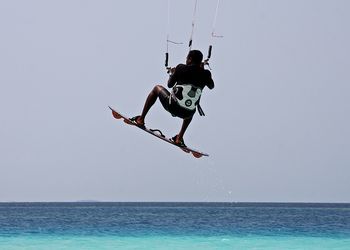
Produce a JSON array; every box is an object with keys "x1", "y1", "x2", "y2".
[{"x1": 0, "y1": 202, "x2": 349, "y2": 250}]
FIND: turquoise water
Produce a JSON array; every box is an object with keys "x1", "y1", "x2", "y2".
[
  {"x1": 1, "y1": 236, "x2": 350, "y2": 250},
  {"x1": 1, "y1": 203, "x2": 349, "y2": 249}
]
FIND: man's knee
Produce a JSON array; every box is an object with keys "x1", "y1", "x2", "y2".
[{"x1": 153, "y1": 85, "x2": 164, "y2": 93}]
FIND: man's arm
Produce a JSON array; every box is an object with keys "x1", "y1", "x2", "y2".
[
  {"x1": 167, "y1": 64, "x2": 184, "y2": 88},
  {"x1": 206, "y1": 70, "x2": 215, "y2": 89},
  {"x1": 167, "y1": 71, "x2": 176, "y2": 88}
]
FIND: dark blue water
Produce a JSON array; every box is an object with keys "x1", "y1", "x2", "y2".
[{"x1": 1, "y1": 202, "x2": 349, "y2": 237}]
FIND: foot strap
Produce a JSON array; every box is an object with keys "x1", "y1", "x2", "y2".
[{"x1": 150, "y1": 129, "x2": 165, "y2": 138}]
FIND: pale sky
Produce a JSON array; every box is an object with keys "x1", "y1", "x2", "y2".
[{"x1": 0, "y1": 0, "x2": 349, "y2": 202}]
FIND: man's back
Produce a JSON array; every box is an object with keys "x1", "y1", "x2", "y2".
[{"x1": 168, "y1": 64, "x2": 214, "y2": 90}]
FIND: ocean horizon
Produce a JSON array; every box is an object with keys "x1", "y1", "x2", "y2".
[{"x1": 1, "y1": 202, "x2": 349, "y2": 249}]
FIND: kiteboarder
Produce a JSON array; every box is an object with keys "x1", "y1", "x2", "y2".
[{"x1": 130, "y1": 50, "x2": 214, "y2": 147}]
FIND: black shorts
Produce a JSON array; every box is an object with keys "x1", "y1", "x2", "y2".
[{"x1": 159, "y1": 88, "x2": 195, "y2": 119}]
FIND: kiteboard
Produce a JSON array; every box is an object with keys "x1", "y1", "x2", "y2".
[{"x1": 108, "y1": 106, "x2": 209, "y2": 158}]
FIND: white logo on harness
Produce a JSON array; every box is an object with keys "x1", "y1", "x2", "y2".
[{"x1": 185, "y1": 100, "x2": 192, "y2": 107}]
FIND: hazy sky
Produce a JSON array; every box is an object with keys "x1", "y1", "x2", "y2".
[{"x1": 0, "y1": 0, "x2": 349, "y2": 202}]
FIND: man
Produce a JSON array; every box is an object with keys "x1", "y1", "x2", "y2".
[{"x1": 131, "y1": 50, "x2": 214, "y2": 147}]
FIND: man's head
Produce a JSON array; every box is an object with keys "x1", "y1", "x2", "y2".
[{"x1": 186, "y1": 50, "x2": 203, "y2": 66}]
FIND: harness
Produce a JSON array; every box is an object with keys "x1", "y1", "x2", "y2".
[{"x1": 170, "y1": 84, "x2": 205, "y2": 116}]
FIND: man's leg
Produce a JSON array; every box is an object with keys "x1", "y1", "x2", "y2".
[
  {"x1": 137, "y1": 85, "x2": 164, "y2": 124},
  {"x1": 176, "y1": 117, "x2": 193, "y2": 144}
]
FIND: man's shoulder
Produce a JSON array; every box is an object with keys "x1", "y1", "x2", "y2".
[{"x1": 175, "y1": 64, "x2": 187, "y2": 70}]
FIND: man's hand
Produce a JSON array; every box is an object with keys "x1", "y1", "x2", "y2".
[
  {"x1": 201, "y1": 60, "x2": 211, "y2": 70},
  {"x1": 166, "y1": 67, "x2": 176, "y2": 75}
]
